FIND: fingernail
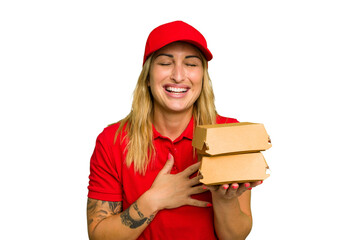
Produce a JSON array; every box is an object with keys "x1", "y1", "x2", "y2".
[
  {"x1": 206, "y1": 203, "x2": 213, "y2": 207},
  {"x1": 168, "y1": 153, "x2": 171, "y2": 159},
  {"x1": 232, "y1": 185, "x2": 238, "y2": 189},
  {"x1": 223, "y1": 185, "x2": 229, "y2": 190},
  {"x1": 202, "y1": 186, "x2": 207, "y2": 190},
  {"x1": 248, "y1": 187, "x2": 252, "y2": 190},
  {"x1": 244, "y1": 183, "x2": 250, "y2": 188},
  {"x1": 260, "y1": 180, "x2": 263, "y2": 184}
]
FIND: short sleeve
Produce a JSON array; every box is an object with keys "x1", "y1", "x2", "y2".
[{"x1": 87, "y1": 129, "x2": 123, "y2": 202}]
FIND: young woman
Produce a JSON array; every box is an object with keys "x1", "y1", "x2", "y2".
[{"x1": 87, "y1": 20, "x2": 262, "y2": 240}]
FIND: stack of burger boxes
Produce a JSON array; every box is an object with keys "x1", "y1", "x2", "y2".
[{"x1": 192, "y1": 122, "x2": 272, "y2": 185}]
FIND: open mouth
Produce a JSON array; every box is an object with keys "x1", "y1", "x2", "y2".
[{"x1": 164, "y1": 86, "x2": 189, "y2": 94}]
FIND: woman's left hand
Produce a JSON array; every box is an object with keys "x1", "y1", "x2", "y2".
[{"x1": 205, "y1": 181, "x2": 263, "y2": 201}]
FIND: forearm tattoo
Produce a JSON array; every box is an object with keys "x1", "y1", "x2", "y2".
[
  {"x1": 120, "y1": 201, "x2": 155, "y2": 229},
  {"x1": 133, "y1": 201, "x2": 144, "y2": 218},
  {"x1": 87, "y1": 199, "x2": 122, "y2": 227}
]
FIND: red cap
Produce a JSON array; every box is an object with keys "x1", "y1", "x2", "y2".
[{"x1": 143, "y1": 21, "x2": 213, "y2": 65}]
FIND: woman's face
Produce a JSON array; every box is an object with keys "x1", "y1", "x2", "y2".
[{"x1": 149, "y1": 42, "x2": 204, "y2": 115}]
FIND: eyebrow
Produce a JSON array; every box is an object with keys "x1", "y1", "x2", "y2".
[
  {"x1": 155, "y1": 53, "x2": 201, "y2": 60},
  {"x1": 185, "y1": 55, "x2": 201, "y2": 60},
  {"x1": 155, "y1": 53, "x2": 173, "y2": 58}
]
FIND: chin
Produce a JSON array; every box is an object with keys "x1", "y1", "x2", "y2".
[{"x1": 165, "y1": 104, "x2": 193, "y2": 114}]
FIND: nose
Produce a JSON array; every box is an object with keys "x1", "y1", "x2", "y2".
[{"x1": 170, "y1": 63, "x2": 185, "y2": 83}]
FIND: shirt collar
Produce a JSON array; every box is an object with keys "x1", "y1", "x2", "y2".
[{"x1": 153, "y1": 116, "x2": 194, "y2": 142}]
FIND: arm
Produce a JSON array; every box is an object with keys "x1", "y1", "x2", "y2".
[
  {"x1": 87, "y1": 154, "x2": 210, "y2": 240},
  {"x1": 87, "y1": 192, "x2": 157, "y2": 240},
  {"x1": 206, "y1": 181, "x2": 262, "y2": 240}
]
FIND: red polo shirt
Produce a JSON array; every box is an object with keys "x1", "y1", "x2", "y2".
[{"x1": 88, "y1": 115, "x2": 238, "y2": 240}]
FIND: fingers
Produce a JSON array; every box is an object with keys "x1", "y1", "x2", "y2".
[
  {"x1": 229, "y1": 182, "x2": 261, "y2": 194},
  {"x1": 189, "y1": 184, "x2": 209, "y2": 195},
  {"x1": 205, "y1": 181, "x2": 264, "y2": 198},
  {"x1": 187, "y1": 174, "x2": 203, "y2": 186},
  {"x1": 250, "y1": 180, "x2": 263, "y2": 189},
  {"x1": 228, "y1": 181, "x2": 263, "y2": 192},
  {"x1": 181, "y1": 161, "x2": 201, "y2": 177},
  {"x1": 158, "y1": 153, "x2": 174, "y2": 175},
  {"x1": 203, "y1": 184, "x2": 220, "y2": 192},
  {"x1": 230, "y1": 183, "x2": 243, "y2": 195},
  {"x1": 186, "y1": 198, "x2": 212, "y2": 208}
]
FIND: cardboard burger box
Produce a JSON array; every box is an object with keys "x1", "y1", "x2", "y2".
[{"x1": 192, "y1": 122, "x2": 272, "y2": 185}]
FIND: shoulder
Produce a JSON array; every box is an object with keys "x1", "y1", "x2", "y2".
[
  {"x1": 216, "y1": 115, "x2": 239, "y2": 124},
  {"x1": 97, "y1": 121, "x2": 128, "y2": 145}
]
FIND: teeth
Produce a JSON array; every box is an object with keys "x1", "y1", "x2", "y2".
[{"x1": 166, "y1": 87, "x2": 188, "y2": 93}]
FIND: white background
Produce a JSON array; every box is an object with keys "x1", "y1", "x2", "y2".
[{"x1": 1, "y1": 0, "x2": 359, "y2": 239}]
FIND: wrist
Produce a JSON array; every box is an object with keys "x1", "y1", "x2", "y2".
[
  {"x1": 141, "y1": 189, "x2": 162, "y2": 214},
  {"x1": 212, "y1": 194, "x2": 239, "y2": 208}
]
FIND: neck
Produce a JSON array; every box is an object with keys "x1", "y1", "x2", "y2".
[{"x1": 153, "y1": 107, "x2": 193, "y2": 141}]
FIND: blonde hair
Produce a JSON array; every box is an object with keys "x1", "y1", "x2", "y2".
[{"x1": 115, "y1": 51, "x2": 217, "y2": 175}]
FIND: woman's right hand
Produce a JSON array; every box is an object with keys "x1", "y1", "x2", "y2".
[{"x1": 147, "y1": 153, "x2": 211, "y2": 211}]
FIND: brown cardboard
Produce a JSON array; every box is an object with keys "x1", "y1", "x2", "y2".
[
  {"x1": 193, "y1": 122, "x2": 272, "y2": 185},
  {"x1": 199, "y1": 153, "x2": 270, "y2": 185},
  {"x1": 192, "y1": 122, "x2": 271, "y2": 155}
]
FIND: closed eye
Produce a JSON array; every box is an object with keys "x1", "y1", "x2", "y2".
[{"x1": 158, "y1": 63, "x2": 171, "y2": 66}]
